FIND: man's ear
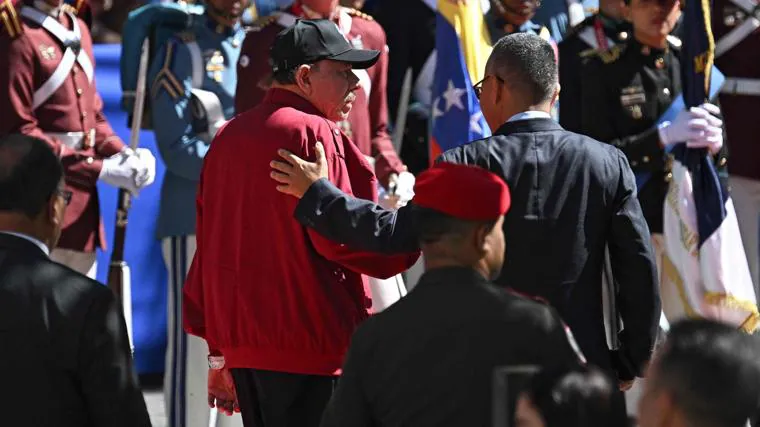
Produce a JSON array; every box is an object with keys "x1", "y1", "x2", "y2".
[
  {"x1": 473, "y1": 222, "x2": 491, "y2": 256},
  {"x1": 48, "y1": 195, "x2": 64, "y2": 227},
  {"x1": 294, "y1": 64, "x2": 313, "y2": 94}
]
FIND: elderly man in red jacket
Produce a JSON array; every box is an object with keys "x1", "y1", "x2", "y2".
[{"x1": 183, "y1": 19, "x2": 419, "y2": 427}]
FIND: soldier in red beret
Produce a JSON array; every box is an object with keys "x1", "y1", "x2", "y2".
[
  {"x1": 0, "y1": 0, "x2": 156, "y2": 277},
  {"x1": 317, "y1": 162, "x2": 586, "y2": 427},
  {"x1": 235, "y1": 0, "x2": 410, "y2": 198}
]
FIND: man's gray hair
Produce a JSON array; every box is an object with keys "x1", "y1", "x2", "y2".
[{"x1": 486, "y1": 33, "x2": 558, "y2": 104}]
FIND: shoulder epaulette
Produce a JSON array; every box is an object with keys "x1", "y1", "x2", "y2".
[
  {"x1": 61, "y1": 4, "x2": 77, "y2": 15},
  {"x1": 70, "y1": 0, "x2": 87, "y2": 14},
  {"x1": 0, "y1": 0, "x2": 23, "y2": 39},
  {"x1": 579, "y1": 47, "x2": 598, "y2": 58},
  {"x1": 344, "y1": 7, "x2": 373, "y2": 21},
  {"x1": 246, "y1": 14, "x2": 277, "y2": 32},
  {"x1": 595, "y1": 44, "x2": 625, "y2": 64}
]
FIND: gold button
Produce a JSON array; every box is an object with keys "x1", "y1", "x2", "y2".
[
  {"x1": 642, "y1": 156, "x2": 650, "y2": 163},
  {"x1": 655, "y1": 58, "x2": 665, "y2": 69},
  {"x1": 76, "y1": 87, "x2": 83, "y2": 96},
  {"x1": 86, "y1": 157, "x2": 94, "y2": 164},
  {"x1": 665, "y1": 172, "x2": 673, "y2": 182}
]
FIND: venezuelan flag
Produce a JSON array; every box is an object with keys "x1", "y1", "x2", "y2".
[
  {"x1": 661, "y1": 0, "x2": 759, "y2": 332},
  {"x1": 429, "y1": 0, "x2": 493, "y2": 162}
]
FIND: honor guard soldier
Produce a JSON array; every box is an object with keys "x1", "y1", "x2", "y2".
[
  {"x1": 485, "y1": 0, "x2": 555, "y2": 45},
  {"x1": 142, "y1": 0, "x2": 247, "y2": 426},
  {"x1": 712, "y1": 0, "x2": 760, "y2": 292},
  {"x1": 235, "y1": 0, "x2": 410, "y2": 193},
  {"x1": 578, "y1": 0, "x2": 725, "y2": 282},
  {"x1": 558, "y1": 0, "x2": 631, "y2": 131},
  {"x1": 0, "y1": 0, "x2": 155, "y2": 278}
]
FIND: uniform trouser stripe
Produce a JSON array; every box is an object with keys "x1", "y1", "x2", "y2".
[
  {"x1": 179, "y1": 237, "x2": 188, "y2": 427},
  {"x1": 170, "y1": 237, "x2": 180, "y2": 427}
]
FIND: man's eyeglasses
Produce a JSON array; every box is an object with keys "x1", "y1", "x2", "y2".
[
  {"x1": 472, "y1": 75, "x2": 505, "y2": 100},
  {"x1": 56, "y1": 189, "x2": 72, "y2": 206}
]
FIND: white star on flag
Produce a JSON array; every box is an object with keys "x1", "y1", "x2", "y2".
[
  {"x1": 442, "y1": 80, "x2": 466, "y2": 112},
  {"x1": 470, "y1": 110, "x2": 484, "y2": 134},
  {"x1": 432, "y1": 96, "x2": 444, "y2": 119}
]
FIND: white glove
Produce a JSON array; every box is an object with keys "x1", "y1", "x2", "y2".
[
  {"x1": 391, "y1": 171, "x2": 416, "y2": 205},
  {"x1": 99, "y1": 148, "x2": 156, "y2": 195},
  {"x1": 133, "y1": 148, "x2": 156, "y2": 189},
  {"x1": 658, "y1": 103, "x2": 724, "y2": 154}
]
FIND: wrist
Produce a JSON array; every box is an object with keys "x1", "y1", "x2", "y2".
[{"x1": 657, "y1": 122, "x2": 671, "y2": 148}]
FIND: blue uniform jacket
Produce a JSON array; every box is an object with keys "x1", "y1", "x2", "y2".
[{"x1": 148, "y1": 13, "x2": 244, "y2": 239}]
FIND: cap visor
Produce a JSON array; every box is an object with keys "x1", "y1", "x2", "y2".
[{"x1": 329, "y1": 48, "x2": 381, "y2": 69}]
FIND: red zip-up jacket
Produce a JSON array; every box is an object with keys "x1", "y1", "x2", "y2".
[{"x1": 183, "y1": 88, "x2": 419, "y2": 375}]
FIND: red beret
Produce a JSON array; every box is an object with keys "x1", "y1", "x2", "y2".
[{"x1": 413, "y1": 162, "x2": 511, "y2": 221}]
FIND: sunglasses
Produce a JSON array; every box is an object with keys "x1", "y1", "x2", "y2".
[
  {"x1": 472, "y1": 75, "x2": 505, "y2": 100},
  {"x1": 56, "y1": 189, "x2": 72, "y2": 206}
]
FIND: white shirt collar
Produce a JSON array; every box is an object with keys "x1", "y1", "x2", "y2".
[
  {"x1": 0, "y1": 231, "x2": 50, "y2": 256},
  {"x1": 506, "y1": 111, "x2": 552, "y2": 122}
]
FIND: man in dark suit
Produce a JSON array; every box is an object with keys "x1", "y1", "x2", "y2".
[
  {"x1": 319, "y1": 162, "x2": 585, "y2": 427},
  {"x1": 0, "y1": 134, "x2": 151, "y2": 427},
  {"x1": 270, "y1": 33, "x2": 660, "y2": 390}
]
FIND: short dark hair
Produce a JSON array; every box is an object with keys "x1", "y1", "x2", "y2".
[
  {"x1": 0, "y1": 134, "x2": 63, "y2": 218},
  {"x1": 413, "y1": 206, "x2": 497, "y2": 244},
  {"x1": 652, "y1": 319, "x2": 760, "y2": 427},
  {"x1": 524, "y1": 364, "x2": 623, "y2": 427},
  {"x1": 487, "y1": 33, "x2": 558, "y2": 104}
]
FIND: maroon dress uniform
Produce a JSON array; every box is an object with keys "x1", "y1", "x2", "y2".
[
  {"x1": 0, "y1": 0, "x2": 124, "y2": 253},
  {"x1": 712, "y1": 0, "x2": 760, "y2": 290},
  {"x1": 235, "y1": 3, "x2": 404, "y2": 186}
]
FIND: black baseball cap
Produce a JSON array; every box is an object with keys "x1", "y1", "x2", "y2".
[{"x1": 270, "y1": 19, "x2": 380, "y2": 73}]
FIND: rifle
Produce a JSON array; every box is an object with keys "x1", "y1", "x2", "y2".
[{"x1": 107, "y1": 38, "x2": 150, "y2": 350}]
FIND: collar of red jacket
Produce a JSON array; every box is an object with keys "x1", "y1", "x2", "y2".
[{"x1": 264, "y1": 88, "x2": 324, "y2": 117}]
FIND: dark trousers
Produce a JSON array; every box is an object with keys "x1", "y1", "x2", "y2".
[{"x1": 230, "y1": 368, "x2": 337, "y2": 427}]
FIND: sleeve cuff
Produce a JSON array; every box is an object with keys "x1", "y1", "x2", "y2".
[{"x1": 293, "y1": 178, "x2": 340, "y2": 227}]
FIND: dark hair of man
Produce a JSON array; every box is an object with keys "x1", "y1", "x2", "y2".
[
  {"x1": 524, "y1": 364, "x2": 622, "y2": 427},
  {"x1": 651, "y1": 319, "x2": 760, "y2": 427},
  {"x1": 271, "y1": 61, "x2": 320, "y2": 85},
  {"x1": 486, "y1": 32, "x2": 558, "y2": 104},
  {"x1": 0, "y1": 134, "x2": 63, "y2": 218},
  {"x1": 413, "y1": 206, "x2": 497, "y2": 244}
]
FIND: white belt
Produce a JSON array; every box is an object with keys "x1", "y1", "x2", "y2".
[
  {"x1": 721, "y1": 78, "x2": 760, "y2": 96},
  {"x1": 46, "y1": 129, "x2": 95, "y2": 149}
]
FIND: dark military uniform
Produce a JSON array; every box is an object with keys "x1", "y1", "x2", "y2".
[
  {"x1": 558, "y1": 13, "x2": 631, "y2": 132},
  {"x1": 484, "y1": 9, "x2": 553, "y2": 44},
  {"x1": 579, "y1": 37, "x2": 727, "y2": 233}
]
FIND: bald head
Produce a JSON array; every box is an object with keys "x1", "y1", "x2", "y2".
[{"x1": 486, "y1": 33, "x2": 558, "y2": 105}]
